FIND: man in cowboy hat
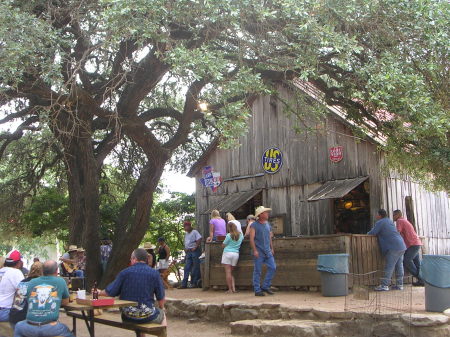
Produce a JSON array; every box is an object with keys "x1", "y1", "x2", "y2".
[
  {"x1": 59, "y1": 245, "x2": 84, "y2": 278},
  {"x1": 0, "y1": 250, "x2": 24, "y2": 322},
  {"x1": 249, "y1": 206, "x2": 277, "y2": 296}
]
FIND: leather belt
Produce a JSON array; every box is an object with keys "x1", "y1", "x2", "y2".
[{"x1": 27, "y1": 320, "x2": 57, "y2": 326}]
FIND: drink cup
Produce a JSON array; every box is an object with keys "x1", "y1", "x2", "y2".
[{"x1": 77, "y1": 289, "x2": 86, "y2": 299}]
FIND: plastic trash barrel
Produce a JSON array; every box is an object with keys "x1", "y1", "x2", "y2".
[
  {"x1": 420, "y1": 255, "x2": 450, "y2": 312},
  {"x1": 317, "y1": 254, "x2": 349, "y2": 297}
]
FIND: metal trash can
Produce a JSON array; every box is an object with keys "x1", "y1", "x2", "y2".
[
  {"x1": 420, "y1": 255, "x2": 450, "y2": 312},
  {"x1": 317, "y1": 254, "x2": 349, "y2": 297}
]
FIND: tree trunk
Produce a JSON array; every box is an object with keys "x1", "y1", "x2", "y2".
[
  {"x1": 101, "y1": 156, "x2": 168, "y2": 286},
  {"x1": 53, "y1": 108, "x2": 102, "y2": 287}
]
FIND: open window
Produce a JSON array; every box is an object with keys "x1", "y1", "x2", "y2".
[{"x1": 308, "y1": 177, "x2": 371, "y2": 234}]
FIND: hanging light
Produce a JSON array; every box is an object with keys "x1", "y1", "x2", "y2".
[
  {"x1": 344, "y1": 201, "x2": 353, "y2": 209},
  {"x1": 198, "y1": 102, "x2": 208, "y2": 112}
]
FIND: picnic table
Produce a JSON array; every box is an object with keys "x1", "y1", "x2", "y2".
[{"x1": 64, "y1": 299, "x2": 166, "y2": 337}]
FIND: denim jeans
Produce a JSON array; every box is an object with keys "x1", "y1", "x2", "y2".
[
  {"x1": 381, "y1": 249, "x2": 405, "y2": 287},
  {"x1": 182, "y1": 248, "x2": 201, "y2": 287},
  {"x1": 14, "y1": 321, "x2": 74, "y2": 337},
  {"x1": 0, "y1": 308, "x2": 10, "y2": 321},
  {"x1": 75, "y1": 269, "x2": 84, "y2": 278},
  {"x1": 253, "y1": 252, "x2": 276, "y2": 293},
  {"x1": 403, "y1": 245, "x2": 421, "y2": 277}
]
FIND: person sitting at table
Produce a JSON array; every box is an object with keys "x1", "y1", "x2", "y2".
[
  {"x1": 98, "y1": 248, "x2": 166, "y2": 327},
  {"x1": 14, "y1": 260, "x2": 74, "y2": 337}
]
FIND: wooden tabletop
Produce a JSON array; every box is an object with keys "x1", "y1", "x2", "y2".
[{"x1": 64, "y1": 299, "x2": 137, "y2": 311}]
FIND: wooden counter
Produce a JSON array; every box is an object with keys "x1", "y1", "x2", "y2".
[{"x1": 203, "y1": 234, "x2": 386, "y2": 288}]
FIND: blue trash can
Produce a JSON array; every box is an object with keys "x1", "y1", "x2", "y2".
[
  {"x1": 420, "y1": 255, "x2": 450, "y2": 312},
  {"x1": 317, "y1": 254, "x2": 349, "y2": 297}
]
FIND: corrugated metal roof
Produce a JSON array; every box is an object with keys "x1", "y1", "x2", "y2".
[
  {"x1": 308, "y1": 177, "x2": 369, "y2": 201},
  {"x1": 202, "y1": 189, "x2": 262, "y2": 214}
]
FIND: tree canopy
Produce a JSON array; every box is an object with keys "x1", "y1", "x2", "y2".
[{"x1": 0, "y1": 0, "x2": 448, "y2": 283}]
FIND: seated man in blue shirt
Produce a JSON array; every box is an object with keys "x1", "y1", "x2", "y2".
[
  {"x1": 368, "y1": 209, "x2": 406, "y2": 291},
  {"x1": 98, "y1": 248, "x2": 165, "y2": 325}
]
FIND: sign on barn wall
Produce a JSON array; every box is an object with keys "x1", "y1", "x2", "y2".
[
  {"x1": 329, "y1": 146, "x2": 344, "y2": 163},
  {"x1": 262, "y1": 147, "x2": 283, "y2": 174},
  {"x1": 200, "y1": 166, "x2": 222, "y2": 192}
]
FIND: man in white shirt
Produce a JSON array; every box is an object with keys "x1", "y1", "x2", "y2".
[
  {"x1": 0, "y1": 250, "x2": 25, "y2": 321},
  {"x1": 180, "y1": 221, "x2": 202, "y2": 289}
]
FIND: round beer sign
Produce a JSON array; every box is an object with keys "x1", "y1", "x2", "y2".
[{"x1": 261, "y1": 147, "x2": 283, "y2": 174}]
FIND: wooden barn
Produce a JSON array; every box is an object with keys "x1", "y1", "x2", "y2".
[{"x1": 187, "y1": 80, "x2": 450, "y2": 289}]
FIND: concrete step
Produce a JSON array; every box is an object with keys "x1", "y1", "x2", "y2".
[{"x1": 230, "y1": 319, "x2": 341, "y2": 337}]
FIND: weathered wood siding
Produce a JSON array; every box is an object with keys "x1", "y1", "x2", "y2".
[
  {"x1": 194, "y1": 84, "x2": 383, "y2": 236},
  {"x1": 381, "y1": 176, "x2": 450, "y2": 254},
  {"x1": 203, "y1": 235, "x2": 384, "y2": 288}
]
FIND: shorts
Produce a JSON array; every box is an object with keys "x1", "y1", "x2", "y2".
[
  {"x1": 157, "y1": 259, "x2": 170, "y2": 270},
  {"x1": 121, "y1": 304, "x2": 165, "y2": 324},
  {"x1": 221, "y1": 252, "x2": 239, "y2": 266}
]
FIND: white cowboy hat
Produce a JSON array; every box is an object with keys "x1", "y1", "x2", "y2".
[
  {"x1": 143, "y1": 242, "x2": 156, "y2": 250},
  {"x1": 255, "y1": 206, "x2": 272, "y2": 218}
]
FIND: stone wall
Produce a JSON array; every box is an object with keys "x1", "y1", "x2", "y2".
[{"x1": 165, "y1": 298, "x2": 450, "y2": 337}]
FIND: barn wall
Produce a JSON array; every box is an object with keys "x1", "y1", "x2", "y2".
[
  {"x1": 381, "y1": 176, "x2": 450, "y2": 255},
  {"x1": 193, "y1": 84, "x2": 449, "y2": 252}
]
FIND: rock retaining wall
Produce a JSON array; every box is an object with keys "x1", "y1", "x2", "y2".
[{"x1": 165, "y1": 298, "x2": 450, "y2": 337}]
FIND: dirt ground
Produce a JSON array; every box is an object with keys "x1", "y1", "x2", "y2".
[
  {"x1": 59, "y1": 286, "x2": 427, "y2": 337},
  {"x1": 60, "y1": 314, "x2": 232, "y2": 337},
  {"x1": 166, "y1": 286, "x2": 427, "y2": 313}
]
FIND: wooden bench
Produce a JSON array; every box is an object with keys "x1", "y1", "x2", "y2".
[
  {"x1": 66, "y1": 311, "x2": 167, "y2": 337},
  {"x1": 0, "y1": 321, "x2": 13, "y2": 337}
]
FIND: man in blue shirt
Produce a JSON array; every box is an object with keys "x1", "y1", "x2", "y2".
[
  {"x1": 368, "y1": 209, "x2": 406, "y2": 291},
  {"x1": 250, "y1": 206, "x2": 277, "y2": 296},
  {"x1": 99, "y1": 248, "x2": 165, "y2": 324}
]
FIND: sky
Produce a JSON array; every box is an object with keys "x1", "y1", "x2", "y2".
[{"x1": 160, "y1": 170, "x2": 196, "y2": 196}]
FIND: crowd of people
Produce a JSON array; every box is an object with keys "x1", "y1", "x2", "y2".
[{"x1": 0, "y1": 204, "x2": 423, "y2": 336}]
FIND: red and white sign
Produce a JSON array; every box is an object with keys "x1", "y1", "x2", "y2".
[{"x1": 329, "y1": 146, "x2": 344, "y2": 163}]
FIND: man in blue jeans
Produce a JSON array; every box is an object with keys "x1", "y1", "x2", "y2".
[
  {"x1": 250, "y1": 206, "x2": 277, "y2": 296},
  {"x1": 368, "y1": 209, "x2": 406, "y2": 291},
  {"x1": 180, "y1": 221, "x2": 202, "y2": 289}
]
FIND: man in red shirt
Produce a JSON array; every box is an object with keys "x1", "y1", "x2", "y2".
[{"x1": 393, "y1": 210, "x2": 424, "y2": 286}]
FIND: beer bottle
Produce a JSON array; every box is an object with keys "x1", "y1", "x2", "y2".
[{"x1": 92, "y1": 281, "x2": 99, "y2": 300}]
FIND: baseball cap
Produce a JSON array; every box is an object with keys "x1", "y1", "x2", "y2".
[{"x1": 6, "y1": 249, "x2": 22, "y2": 263}]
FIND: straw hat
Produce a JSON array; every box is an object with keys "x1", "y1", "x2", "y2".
[
  {"x1": 143, "y1": 242, "x2": 156, "y2": 250},
  {"x1": 255, "y1": 206, "x2": 272, "y2": 218},
  {"x1": 77, "y1": 247, "x2": 85, "y2": 253},
  {"x1": 68, "y1": 245, "x2": 78, "y2": 252}
]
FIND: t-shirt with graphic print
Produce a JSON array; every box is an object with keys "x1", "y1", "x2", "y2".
[{"x1": 25, "y1": 275, "x2": 69, "y2": 323}]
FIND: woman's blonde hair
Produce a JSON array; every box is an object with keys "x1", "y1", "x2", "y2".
[
  {"x1": 28, "y1": 261, "x2": 43, "y2": 278},
  {"x1": 228, "y1": 222, "x2": 240, "y2": 241},
  {"x1": 226, "y1": 212, "x2": 236, "y2": 221},
  {"x1": 211, "y1": 209, "x2": 220, "y2": 218}
]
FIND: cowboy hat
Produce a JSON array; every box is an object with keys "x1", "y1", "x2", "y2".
[
  {"x1": 143, "y1": 242, "x2": 156, "y2": 250},
  {"x1": 68, "y1": 245, "x2": 78, "y2": 252},
  {"x1": 77, "y1": 247, "x2": 85, "y2": 252},
  {"x1": 255, "y1": 206, "x2": 272, "y2": 218}
]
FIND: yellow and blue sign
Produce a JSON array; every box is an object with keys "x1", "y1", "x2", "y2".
[{"x1": 261, "y1": 147, "x2": 283, "y2": 174}]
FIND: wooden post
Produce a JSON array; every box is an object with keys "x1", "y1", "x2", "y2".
[{"x1": 203, "y1": 243, "x2": 211, "y2": 289}]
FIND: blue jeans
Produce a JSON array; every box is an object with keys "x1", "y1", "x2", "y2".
[
  {"x1": 403, "y1": 245, "x2": 421, "y2": 278},
  {"x1": 75, "y1": 269, "x2": 84, "y2": 278},
  {"x1": 0, "y1": 308, "x2": 10, "y2": 321},
  {"x1": 182, "y1": 248, "x2": 201, "y2": 287},
  {"x1": 253, "y1": 252, "x2": 276, "y2": 293},
  {"x1": 14, "y1": 321, "x2": 74, "y2": 337},
  {"x1": 381, "y1": 250, "x2": 405, "y2": 287}
]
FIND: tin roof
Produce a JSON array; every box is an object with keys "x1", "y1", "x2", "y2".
[
  {"x1": 202, "y1": 189, "x2": 262, "y2": 214},
  {"x1": 307, "y1": 176, "x2": 369, "y2": 201}
]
